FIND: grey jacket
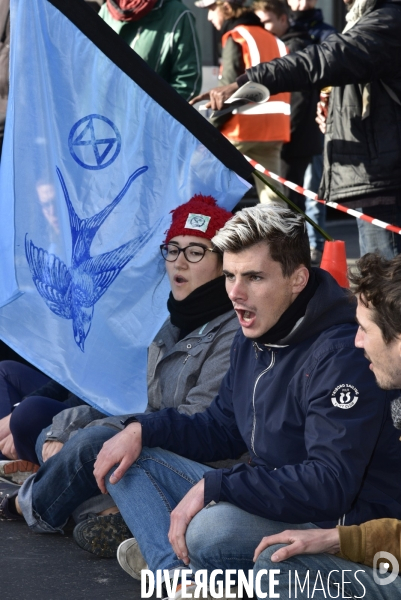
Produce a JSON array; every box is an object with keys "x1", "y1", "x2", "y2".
[{"x1": 45, "y1": 309, "x2": 239, "y2": 443}]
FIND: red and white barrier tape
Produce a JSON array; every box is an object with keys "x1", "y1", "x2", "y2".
[{"x1": 245, "y1": 156, "x2": 401, "y2": 236}]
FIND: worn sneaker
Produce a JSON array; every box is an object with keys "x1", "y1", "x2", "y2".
[
  {"x1": 117, "y1": 537, "x2": 148, "y2": 580},
  {"x1": 0, "y1": 480, "x2": 23, "y2": 521},
  {"x1": 0, "y1": 460, "x2": 39, "y2": 485},
  {"x1": 73, "y1": 512, "x2": 132, "y2": 558}
]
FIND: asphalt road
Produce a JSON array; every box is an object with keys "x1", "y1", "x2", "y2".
[{"x1": 0, "y1": 517, "x2": 143, "y2": 600}]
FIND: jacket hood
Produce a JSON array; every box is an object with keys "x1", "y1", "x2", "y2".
[{"x1": 276, "y1": 268, "x2": 356, "y2": 346}]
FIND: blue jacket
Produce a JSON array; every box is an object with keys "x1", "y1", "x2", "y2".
[{"x1": 136, "y1": 269, "x2": 401, "y2": 527}]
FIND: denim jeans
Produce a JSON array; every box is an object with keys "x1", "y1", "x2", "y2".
[
  {"x1": 304, "y1": 154, "x2": 325, "y2": 252},
  {"x1": 106, "y1": 446, "x2": 213, "y2": 574},
  {"x1": 187, "y1": 503, "x2": 315, "y2": 576},
  {"x1": 106, "y1": 447, "x2": 315, "y2": 578},
  {"x1": 254, "y1": 545, "x2": 401, "y2": 599},
  {"x1": 356, "y1": 200, "x2": 401, "y2": 259},
  {"x1": 18, "y1": 426, "x2": 116, "y2": 532}
]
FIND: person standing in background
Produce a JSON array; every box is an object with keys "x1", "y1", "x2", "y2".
[
  {"x1": 253, "y1": 0, "x2": 322, "y2": 216},
  {"x1": 287, "y1": 0, "x2": 336, "y2": 266},
  {"x1": 194, "y1": 0, "x2": 290, "y2": 204},
  {"x1": 99, "y1": 0, "x2": 202, "y2": 101},
  {"x1": 199, "y1": 0, "x2": 401, "y2": 261}
]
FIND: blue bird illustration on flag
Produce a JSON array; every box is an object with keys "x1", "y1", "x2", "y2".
[
  {"x1": 0, "y1": 0, "x2": 251, "y2": 414},
  {"x1": 25, "y1": 165, "x2": 148, "y2": 351}
]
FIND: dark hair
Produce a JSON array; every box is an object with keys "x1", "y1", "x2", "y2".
[
  {"x1": 217, "y1": 2, "x2": 255, "y2": 19},
  {"x1": 212, "y1": 204, "x2": 310, "y2": 276},
  {"x1": 252, "y1": 0, "x2": 290, "y2": 18},
  {"x1": 349, "y1": 253, "x2": 401, "y2": 344}
]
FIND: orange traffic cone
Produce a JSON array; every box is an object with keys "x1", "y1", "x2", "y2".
[{"x1": 319, "y1": 240, "x2": 349, "y2": 288}]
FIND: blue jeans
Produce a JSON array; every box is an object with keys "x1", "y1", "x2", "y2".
[
  {"x1": 18, "y1": 426, "x2": 116, "y2": 532},
  {"x1": 106, "y1": 448, "x2": 315, "y2": 578},
  {"x1": 356, "y1": 202, "x2": 401, "y2": 258},
  {"x1": 255, "y1": 545, "x2": 401, "y2": 599},
  {"x1": 187, "y1": 503, "x2": 315, "y2": 576},
  {"x1": 357, "y1": 197, "x2": 401, "y2": 260},
  {"x1": 304, "y1": 154, "x2": 325, "y2": 252},
  {"x1": 106, "y1": 446, "x2": 213, "y2": 574}
]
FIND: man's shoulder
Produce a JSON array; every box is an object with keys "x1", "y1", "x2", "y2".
[{"x1": 308, "y1": 322, "x2": 358, "y2": 356}]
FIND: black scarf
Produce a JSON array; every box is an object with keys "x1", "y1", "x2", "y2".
[
  {"x1": 256, "y1": 270, "x2": 319, "y2": 345},
  {"x1": 167, "y1": 275, "x2": 233, "y2": 335}
]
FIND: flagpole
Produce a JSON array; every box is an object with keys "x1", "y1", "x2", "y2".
[{"x1": 252, "y1": 169, "x2": 333, "y2": 242}]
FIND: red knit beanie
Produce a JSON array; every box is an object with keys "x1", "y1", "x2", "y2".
[{"x1": 164, "y1": 195, "x2": 233, "y2": 243}]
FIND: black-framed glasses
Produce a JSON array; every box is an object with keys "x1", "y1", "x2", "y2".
[{"x1": 160, "y1": 243, "x2": 215, "y2": 263}]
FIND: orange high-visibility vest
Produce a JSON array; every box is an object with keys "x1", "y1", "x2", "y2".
[{"x1": 220, "y1": 26, "x2": 291, "y2": 143}]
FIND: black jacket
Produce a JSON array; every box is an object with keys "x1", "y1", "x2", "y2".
[
  {"x1": 280, "y1": 26, "x2": 322, "y2": 159},
  {"x1": 243, "y1": 0, "x2": 401, "y2": 203}
]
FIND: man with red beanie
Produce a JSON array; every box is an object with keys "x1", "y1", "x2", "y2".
[{"x1": 99, "y1": 0, "x2": 202, "y2": 101}]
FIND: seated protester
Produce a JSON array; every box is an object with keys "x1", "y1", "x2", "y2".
[
  {"x1": 252, "y1": 253, "x2": 401, "y2": 599},
  {"x1": 0, "y1": 195, "x2": 238, "y2": 552},
  {"x1": 2, "y1": 205, "x2": 401, "y2": 597},
  {"x1": 0, "y1": 362, "x2": 82, "y2": 471}
]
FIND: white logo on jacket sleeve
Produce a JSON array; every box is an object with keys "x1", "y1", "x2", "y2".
[{"x1": 331, "y1": 384, "x2": 359, "y2": 409}]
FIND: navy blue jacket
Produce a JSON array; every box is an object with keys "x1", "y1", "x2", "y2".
[
  {"x1": 290, "y1": 8, "x2": 336, "y2": 44},
  {"x1": 136, "y1": 269, "x2": 401, "y2": 527}
]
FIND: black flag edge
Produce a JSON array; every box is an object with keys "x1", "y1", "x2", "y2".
[{"x1": 46, "y1": 0, "x2": 254, "y2": 183}]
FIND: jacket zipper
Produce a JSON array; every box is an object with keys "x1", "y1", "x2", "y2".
[{"x1": 251, "y1": 351, "x2": 275, "y2": 457}]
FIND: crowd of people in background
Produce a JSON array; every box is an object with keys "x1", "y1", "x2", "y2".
[{"x1": 1, "y1": 0, "x2": 401, "y2": 599}]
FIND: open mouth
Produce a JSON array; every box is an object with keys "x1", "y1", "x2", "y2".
[
  {"x1": 236, "y1": 308, "x2": 256, "y2": 327},
  {"x1": 174, "y1": 275, "x2": 188, "y2": 284}
]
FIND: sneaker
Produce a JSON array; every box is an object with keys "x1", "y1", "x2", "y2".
[
  {"x1": 310, "y1": 247, "x2": 323, "y2": 267},
  {"x1": 117, "y1": 537, "x2": 148, "y2": 580},
  {"x1": 73, "y1": 512, "x2": 132, "y2": 558},
  {"x1": 0, "y1": 460, "x2": 39, "y2": 485},
  {"x1": 0, "y1": 480, "x2": 23, "y2": 521}
]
